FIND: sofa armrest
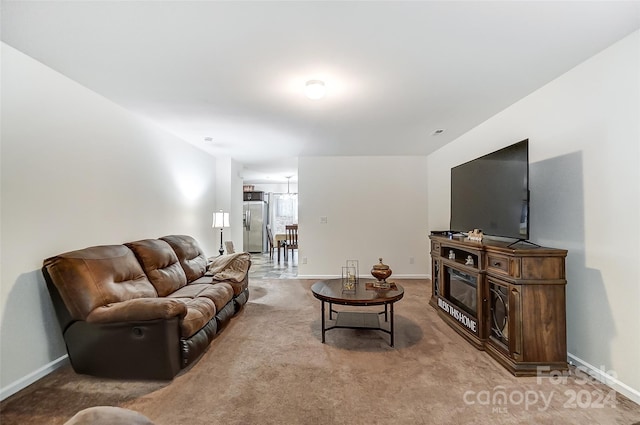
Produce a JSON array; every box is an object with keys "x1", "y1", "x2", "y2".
[{"x1": 85, "y1": 298, "x2": 187, "y2": 324}]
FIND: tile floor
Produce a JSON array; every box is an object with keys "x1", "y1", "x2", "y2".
[{"x1": 248, "y1": 251, "x2": 298, "y2": 279}]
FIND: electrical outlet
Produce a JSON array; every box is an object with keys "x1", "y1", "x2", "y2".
[
  {"x1": 409, "y1": 257, "x2": 415, "y2": 264},
  {"x1": 302, "y1": 257, "x2": 308, "y2": 265},
  {"x1": 320, "y1": 216, "x2": 328, "y2": 224}
]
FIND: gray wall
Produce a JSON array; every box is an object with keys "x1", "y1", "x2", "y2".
[{"x1": 297, "y1": 156, "x2": 429, "y2": 279}]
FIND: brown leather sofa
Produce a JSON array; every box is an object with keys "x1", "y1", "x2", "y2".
[{"x1": 43, "y1": 235, "x2": 250, "y2": 380}]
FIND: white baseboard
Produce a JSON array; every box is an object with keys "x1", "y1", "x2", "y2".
[
  {"x1": 0, "y1": 355, "x2": 69, "y2": 401},
  {"x1": 567, "y1": 352, "x2": 640, "y2": 405},
  {"x1": 297, "y1": 274, "x2": 430, "y2": 280},
  {"x1": 394, "y1": 274, "x2": 430, "y2": 279}
]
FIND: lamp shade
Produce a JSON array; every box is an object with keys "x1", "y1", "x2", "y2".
[{"x1": 212, "y1": 211, "x2": 230, "y2": 228}]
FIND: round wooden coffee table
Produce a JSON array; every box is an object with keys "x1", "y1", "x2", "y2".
[{"x1": 311, "y1": 279, "x2": 404, "y2": 347}]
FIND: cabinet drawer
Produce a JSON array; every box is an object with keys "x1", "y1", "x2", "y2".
[{"x1": 487, "y1": 254, "x2": 510, "y2": 275}]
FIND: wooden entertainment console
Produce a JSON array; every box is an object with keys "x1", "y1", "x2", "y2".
[{"x1": 429, "y1": 234, "x2": 568, "y2": 376}]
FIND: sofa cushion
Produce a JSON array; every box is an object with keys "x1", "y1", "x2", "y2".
[
  {"x1": 192, "y1": 275, "x2": 248, "y2": 297},
  {"x1": 125, "y1": 239, "x2": 187, "y2": 297},
  {"x1": 160, "y1": 235, "x2": 208, "y2": 282},
  {"x1": 169, "y1": 283, "x2": 234, "y2": 312},
  {"x1": 173, "y1": 297, "x2": 216, "y2": 338},
  {"x1": 43, "y1": 245, "x2": 157, "y2": 321}
]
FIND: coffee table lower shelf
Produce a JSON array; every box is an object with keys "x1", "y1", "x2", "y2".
[{"x1": 323, "y1": 310, "x2": 394, "y2": 346}]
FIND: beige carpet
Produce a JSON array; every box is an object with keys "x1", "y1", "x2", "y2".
[{"x1": 2, "y1": 278, "x2": 639, "y2": 425}]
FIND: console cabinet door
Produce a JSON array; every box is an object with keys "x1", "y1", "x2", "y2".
[{"x1": 487, "y1": 276, "x2": 522, "y2": 361}]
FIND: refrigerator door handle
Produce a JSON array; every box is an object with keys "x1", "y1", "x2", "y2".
[{"x1": 244, "y1": 210, "x2": 251, "y2": 231}]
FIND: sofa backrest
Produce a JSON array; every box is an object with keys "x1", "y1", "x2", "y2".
[
  {"x1": 160, "y1": 235, "x2": 208, "y2": 282},
  {"x1": 125, "y1": 239, "x2": 188, "y2": 297},
  {"x1": 43, "y1": 245, "x2": 157, "y2": 321}
]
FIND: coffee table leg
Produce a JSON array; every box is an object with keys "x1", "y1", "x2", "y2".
[
  {"x1": 321, "y1": 300, "x2": 326, "y2": 343},
  {"x1": 390, "y1": 302, "x2": 395, "y2": 347}
]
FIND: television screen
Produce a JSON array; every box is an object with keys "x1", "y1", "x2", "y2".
[{"x1": 450, "y1": 139, "x2": 529, "y2": 240}]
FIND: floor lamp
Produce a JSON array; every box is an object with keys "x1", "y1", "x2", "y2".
[{"x1": 212, "y1": 210, "x2": 230, "y2": 256}]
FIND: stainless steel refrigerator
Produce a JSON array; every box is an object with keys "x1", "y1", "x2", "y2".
[{"x1": 243, "y1": 200, "x2": 267, "y2": 253}]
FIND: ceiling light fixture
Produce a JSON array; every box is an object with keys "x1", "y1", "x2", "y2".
[
  {"x1": 283, "y1": 175, "x2": 294, "y2": 199},
  {"x1": 305, "y1": 80, "x2": 326, "y2": 100},
  {"x1": 286, "y1": 176, "x2": 292, "y2": 193}
]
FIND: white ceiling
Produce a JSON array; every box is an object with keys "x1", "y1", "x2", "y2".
[{"x1": 3, "y1": 1, "x2": 639, "y2": 183}]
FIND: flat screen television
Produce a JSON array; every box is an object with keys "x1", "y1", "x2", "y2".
[{"x1": 450, "y1": 139, "x2": 529, "y2": 240}]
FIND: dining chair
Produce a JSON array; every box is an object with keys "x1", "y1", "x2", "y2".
[
  {"x1": 285, "y1": 224, "x2": 298, "y2": 260},
  {"x1": 224, "y1": 241, "x2": 235, "y2": 254},
  {"x1": 266, "y1": 225, "x2": 275, "y2": 260}
]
